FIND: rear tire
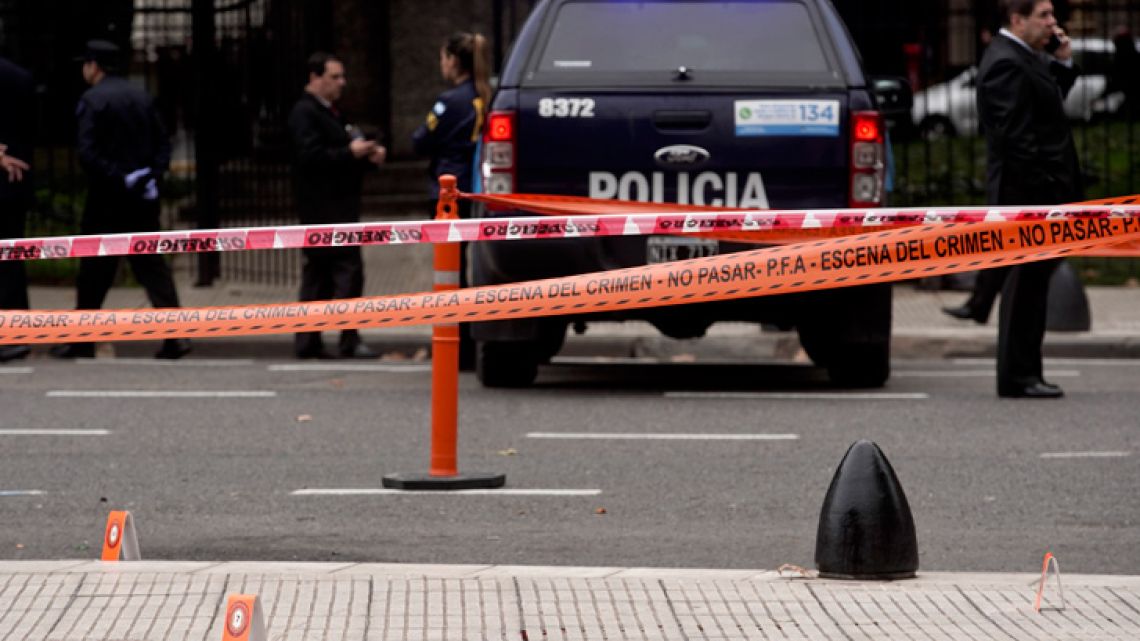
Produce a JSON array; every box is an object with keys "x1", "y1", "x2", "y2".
[
  {"x1": 797, "y1": 285, "x2": 892, "y2": 388},
  {"x1": 476, "y1": 341, "x2": 541, "y2": 388}
]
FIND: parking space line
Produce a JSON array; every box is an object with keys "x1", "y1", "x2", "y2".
[
  {"x1": 894, "y1": 369, "x2": 1079, "y2": 378},
  {"x1": 0, "y1": 367, "x2": 33, "y2": 375},
  {"x1": 75, "y1": 358, "x2": 255, "y2": 366},
  {"x1": 46, "y1": 390, "x2": 276, "y2": 398},
  {"x1": 268, "y1": 363, "x2": 432, "y2": 372},
  {"x1": 665, "y1": 392, "x2": 928, "y2": 400},
  {"x1": 292, "y1": 489, "x2": 602, "y2": 496},
  {"x1": 551, "y1": 356, "x2": 669, "y2": 365},
  {"x1": 527, "y1": 432, "x2": 798, "y2": 441},
  {"x1": 0, "y1": 429, "x2": 110, "y2": 436},
  {"x1": 0, "y1": 490, "x2": 45, "y2": 497},
  {"x1": 1039, "y1": 451, "x2": 1131, "y2": 459},
  {"x1": 953, "y1": 357, "x2": 1140, "y2": 367}
]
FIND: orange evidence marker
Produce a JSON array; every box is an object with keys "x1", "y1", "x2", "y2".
[
  {"x1": 100, "y1": 510, "x2": 140, "y2": 561},
  {"x1": 1034, "y1": 551, "x2": 1066, "y2": 613},
  {"x1": 221, "y1": 594, "x2": 267, "y2": 641}
]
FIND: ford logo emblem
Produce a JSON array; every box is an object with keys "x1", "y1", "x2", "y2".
[{"x1": 653, "y1": 144, "x2": 710, "y2": 168}]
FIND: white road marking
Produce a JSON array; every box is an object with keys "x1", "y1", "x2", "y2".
[
  {"x1": 46, "y1": 390, "x2": 276, "y2": 398},
  {"x1": 0, "y1": 490, "x2": 45, "y2": 497},
  {"x1": 292, "y1": 488, "x2": 602, "y2": 497},
  {"x1": 953, "y1": 357, "x2": 1140, "y2": 367},
  {"x1": 527, "y1": 432, "x2": 798, "y2": 441},
  {"x1": 1039, "y1": 451, "x2": 1131, "y2": 459},
  {"x1": 0, "y1": 367, "x2": 33, "y2": 375},
  {"x1": 552, "y1": 356, "x2": 666, "y2": 365},
  {"x1": 0, "y1": 429, "x2": 110, "y2": 436},
  {"x1": 666, "y1": 392, "x2": 928, "y2": 400},
  {"x1": 894, "y1": 369, "x2": 1079, "y2": 378},
  {"x1": 268, "y1": 363, "x2": 432, "y2": 372},
  {"x1": 75, "y1": 358, "x2": 254, "y2": 366}
]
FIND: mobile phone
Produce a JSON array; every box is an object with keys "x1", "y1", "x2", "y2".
[{"x1": 1045, "y1": 33, "x2": 1062, "y2": 54}]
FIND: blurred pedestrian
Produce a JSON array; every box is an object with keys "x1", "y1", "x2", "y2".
[
  {"x1": 977, "y1": 0, "x2": 1082, "y2": 398},
  {"x1": 288, "y1": 52, "x2": 386, "y2": 359},
  {"x1": 0, "y1": 55, "x2": 34, "y2": 362},
  {"x1": 942, "y1": 267, "x2": 1007, "y2": 324},
  {"x1": 51, "y1": 40, "x2": 190, "y2": 360},
  {"x1": 411, "y1": 31, "x2": 491, "y2": 370}
]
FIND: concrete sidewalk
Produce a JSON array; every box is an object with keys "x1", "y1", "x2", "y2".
[
  {"x1": 2, "y1": 561, "x2": 1136, "y2": 640},
  {"x1": 18, "y1": 242, "x2": 1140, "y2": 360}
]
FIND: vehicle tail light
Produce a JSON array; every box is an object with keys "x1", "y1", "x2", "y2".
[
  {"x1": 482, "y1": 111, "x2": 516, "y2": 194},
  {"x1": 849, "y1": 111, "x2": 884, "y2": 207}
]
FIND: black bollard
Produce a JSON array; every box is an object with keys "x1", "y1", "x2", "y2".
[
  {"x1": 814, "y1": 440, "x2": 918, "y2": 579},
  {"x1": 1045, "y1": 261, "x2": 1091, "y2": 332}
]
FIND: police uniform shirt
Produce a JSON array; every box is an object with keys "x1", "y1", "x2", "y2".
[
  {"x1": 76, "y1": 76, "x2": 171, "y2": 194},
  {"x1": 412, "y1": 80, "x2": 485, "y2": 196}
]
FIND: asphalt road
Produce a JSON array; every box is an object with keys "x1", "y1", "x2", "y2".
[{"x1": 0, "y1": 353, "x2": 1136, "y2": 575}]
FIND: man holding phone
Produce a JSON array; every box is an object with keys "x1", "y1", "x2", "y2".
[
  {"x1": 977, "y1": 0, "x2": 1082, "y2": 398},
  {"x1": 288, "y1": 52, "x2": 386, "y2": 359}
]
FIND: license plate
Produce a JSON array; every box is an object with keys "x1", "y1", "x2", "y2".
[{"x1": 646, "y1": 236, "x2": 719, "y2": 263}]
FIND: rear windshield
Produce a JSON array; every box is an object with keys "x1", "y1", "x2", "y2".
[{"x1": 528, "y1": 0, "x2": 842, "y2": 87}]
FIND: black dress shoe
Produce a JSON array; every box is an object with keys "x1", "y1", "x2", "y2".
[
  {"x1": 0, "y1": 345, "x2": 30, "y2": 362},
  {"x1": 941, "y1": 304, "x2": 987, "y2": 324},
  {"x1": 339, "y1": 343, "x2": 377, "y2": 359},
  {"x1": 49, "y1": 343, "x2": 96, "y2": 359},
  {"x1": 154, "y1": 338, "x2": 192, "y2": 360},
  {"x1": 998, "y1": 381, "x2": 1064, "y2": 399}
]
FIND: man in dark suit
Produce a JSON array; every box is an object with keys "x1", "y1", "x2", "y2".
[
  {"x1": 0, "y1": 55, "x2": 34, "y2": 362},
  {"x1": 977, "y1": 0, "x2": 1082, "y2": 398},
  {"x1": 288, "y1": 52, "x2": 386, "y2": 359},
  {"x1": 51, "y1": 40, "x2": 190, "y2": 360}
]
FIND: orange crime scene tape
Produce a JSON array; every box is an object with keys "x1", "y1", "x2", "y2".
[
  {"x1": 469, "y1": 191, "x2": 1140, "y2": 256},
  {"x1": 0, "y1": 216, "x2": 1136, "y2": 345}
]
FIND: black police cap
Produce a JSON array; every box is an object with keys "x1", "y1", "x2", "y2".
[{"x1": 74, "y1": 40, "x2": 121, "y2": 67}]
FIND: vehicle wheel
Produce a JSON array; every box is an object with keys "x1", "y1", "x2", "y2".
[
  {"x1": 797, "y1": 284, "x2": 892, "y2": 388},
  {"x1": 918, "y1": 115, "x2": 957, "y2": 140},
  {"x1": 824, "y1": 341, "x2": 890, "y2": 388},
  {"x1": 476, "y1": 340, "x2": 540, "y2": 388}
]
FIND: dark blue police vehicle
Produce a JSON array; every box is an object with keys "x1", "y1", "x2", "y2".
[{"x1": 473, "y1": 0, "x2": 906, "y2": 388}]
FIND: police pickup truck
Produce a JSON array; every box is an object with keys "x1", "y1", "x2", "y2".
[{"x1": 473, "y1": 0, "x2": 905, "y2": 388}]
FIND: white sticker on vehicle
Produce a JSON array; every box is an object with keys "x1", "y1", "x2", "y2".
[
  {"x1": 538, "y1": 97, "x2": 596, "y2": 118},
  {"x1": 734, "y1": 99, "x2": 840, "y2": 137}
]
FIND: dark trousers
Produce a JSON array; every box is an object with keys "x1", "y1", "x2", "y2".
[
  {"x1": 77, "y1": 200, "x2": 181, "y2": 312},
  {"x1": 963, "y1": 266, "x2": 1010, "y2": 322},
  {"x1": 295, "y1": 246, "x2": 364, "y2": 354},
  {"x1": 0, "y1": 198, "x2": 29, "y2": 311},
  {"x1": 996, "y1": 258, "x2": 1060, "y2": 391},
  {"x1": 76, "y1": 254, "x2": 181, "y2": 310}
]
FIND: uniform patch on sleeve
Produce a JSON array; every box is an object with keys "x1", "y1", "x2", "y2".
[
  {"x1": 432, "y1": 101, "x2": 447, "y2": 116},
  {"x1": 426, "y1": 113, "x2": 439, "y2": 131}
]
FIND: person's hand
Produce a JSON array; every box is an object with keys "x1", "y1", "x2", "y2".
[
  {"x1": 368, "y1": 144, "x2": 387, "y2": 166},
  {"x1": 0, "y1": 153, "x2": 29, "y2": 183},
  {"x1": 1052, "y1": 26, "x2": 1072, "y2": 62},
  {"x1": 349, "y1": 138, "x2": 377, "y2": 159}
]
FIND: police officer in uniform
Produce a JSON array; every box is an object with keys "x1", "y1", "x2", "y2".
[
  {"x1": 288, "y1": 52, "x2": 386, "y2": 359},
  {"x1": 51, "y1": 40, "x2": 190, "y2": 360},
  {"x1": 0, "y1": 54, "x2": 34, "y2": 362},
  {"x1": 412, "y1": 31, "x2": 491, "y2": 370}
]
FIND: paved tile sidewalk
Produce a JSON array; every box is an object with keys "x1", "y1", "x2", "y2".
[{"x1": 3, "y1": 562, "x2": 1138, "y2": 640}]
